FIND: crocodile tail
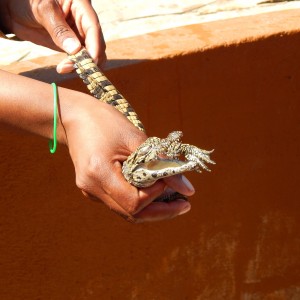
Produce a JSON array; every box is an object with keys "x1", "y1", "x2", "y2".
[{"x1": 69, "y1": 48, "x2": 145, "y2": 132}]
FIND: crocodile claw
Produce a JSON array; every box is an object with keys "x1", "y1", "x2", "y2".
[
  {"x1": 122, "y1": 131, "x2": 215, "y2": 188},
  {"x1": 183, "y1": 145, "x2": 215, "y2": 173}
]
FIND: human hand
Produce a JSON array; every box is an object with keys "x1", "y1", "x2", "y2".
[
  {"x1": 0, "y1": 69, "x2": 194, "y2": 223},
  {"x1": 0, "y1": 0, "x2": 106, "y2": 73},
  {"x1": 63, "y1": 94, "x2": 195, "y2": 223}
]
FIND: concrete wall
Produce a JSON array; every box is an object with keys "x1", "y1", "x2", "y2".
[{"x1": 0, "y1": 10, "x2": 299, "y2": 300}]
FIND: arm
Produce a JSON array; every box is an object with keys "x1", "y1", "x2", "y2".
[
  {"x1": 0, "y1": 0, "x2": 194, "y2": 221},
  {"x1": 0, "y1": 69, "x2": 193, "y2": 222}
]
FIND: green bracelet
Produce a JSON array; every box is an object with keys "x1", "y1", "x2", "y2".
[{"x1": 49, "y1": 83, "x2": 58, "y2": 154}]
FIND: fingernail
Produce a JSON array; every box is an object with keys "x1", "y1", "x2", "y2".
[
  {"x1": 178, "y1": 203, "x2": 191, "y2": 216},
  {"x1": 89, "y1": 49, "x2": 99, "y2": 64},
  {"x1": 182, "y1": 176, "x2": 195, "y2": 192},
  {"x1": 63, "y1": 38, "x2": 81, "y2": 54},
  {"x1": 177, "y1": 198, "x2": 188, "y2": 202},
  {"x1": 57, "y1": 62, "x2": 74, "y2": 74}
]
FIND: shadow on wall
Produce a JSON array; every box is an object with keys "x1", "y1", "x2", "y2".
[
  {"x1": 19, "y1": 58, "x2": 146, "y2": 84},
  {"x1": 1, "y1": 32, "x2": 300, "y2": 299}
]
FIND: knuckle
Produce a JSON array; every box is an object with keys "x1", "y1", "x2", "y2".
[
  {"x1": 75, "y1": 174, "x2": 88, "y2": 192},
  {"x1": 114, "y1": 209, "x2": 137, "y2": 224},
  {"x1": 125, "y1": 199, "x2": 142, "y2": 216},
  {"x1": 35, "y1": 0, "x2": 70, "y2": 39},
  {"x1": 52, "y1": 24, "x2": 70, "y2": 39},
  {"x1": 85, "y1": 155, "x2": 102, "y2": 178},
  {"x1": 35, "y1": 0, "x2": 54, "y2": 15},
  {"x1": 75, "y1": 156, "x2": 102, "y2": 191},
  {"x1": 126, "y1": 215, "x2": 138, "y2": 224}
]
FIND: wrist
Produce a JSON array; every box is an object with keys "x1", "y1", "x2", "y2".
[{"x1": 55, "y1": 87, "x2": 100, "y2": 146}]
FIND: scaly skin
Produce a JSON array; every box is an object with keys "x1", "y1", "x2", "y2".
[
  {"x1": 69, "y1": 49, "x2": 215, "y2": 195},
  {"x1": 69, "y1": 48, "x2": 145, "y2": 132},
  {"x1": 122, "y1": 131, "x2": 215, "y2": 188}
]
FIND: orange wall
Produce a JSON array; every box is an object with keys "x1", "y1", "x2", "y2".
[{"x1": 1, "y1": 11, "x2": 300, "y2": 299}]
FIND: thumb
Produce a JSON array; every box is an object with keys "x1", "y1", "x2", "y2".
[{"x1": 38, "y1": 1, "x2": 81, "y2": 54}]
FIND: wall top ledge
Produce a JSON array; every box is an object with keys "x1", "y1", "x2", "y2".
[{"x1": 1, "y1": 9, "x2": 299, "y2": 81}]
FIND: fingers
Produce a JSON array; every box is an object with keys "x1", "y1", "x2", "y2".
[
  {"x1": 35, "y1": 1, "x2": 82, "y2": 54},
  {"x1": 98, "y1": 163, "x2": 167, "y2": 216},
  {"x1": 163, "y1": 175, "x2": 195, "y2": 196},
  {"x1": 56, "y1": 48, "x2": 106, "y2": 74},
  {"x1": 34, "y1": 0, "x2": 106, "y2": 73},
  {"x1": 58, "y1": 0, "x2": 106, "y2": 73},
  {"x1": 82, "y1": 12, "x2": 106, "y2": 66},
  {"x1": 133, "y1": 200, "x2": 191, "y2": 223},
  {"x1": 77, "y1": 158, "x2": 194, "y2": 223},
  {"x1": 132, "y1": 175, "x2": 195, "y2": 223},
  {"x1": 81, "y1": 178, "x2": 192, "y2": 223},
  {"x1": 69, "y1": 0, "x2": 106, "y2": 65},
  {"x1": 82, "y1": 190, "x2": 137, "y2": 223},
  {"x1": 56, "y1": 58, "x2": 75, "y2": 74}
]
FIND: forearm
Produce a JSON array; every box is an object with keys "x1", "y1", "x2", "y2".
[{"x1": 0, "y1": 69, "x2": 79, "y2": 144}]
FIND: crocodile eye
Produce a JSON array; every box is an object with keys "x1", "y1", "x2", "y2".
[{"x1": 138, "y1": 144, "x2": 152, "y2": 155}]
